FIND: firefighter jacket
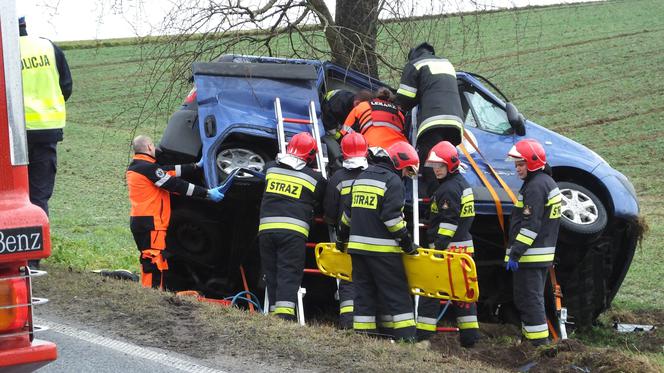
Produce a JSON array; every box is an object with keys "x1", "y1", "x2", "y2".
[
  {"x1": 258, "y1": 161, "x2": 326, "y2": 239},
  {"x1": 340, "y1": 99, "x2": 408, "y2": 149},
  {"x1": 321, "y1": 89, "x2": 355, "y2": 132},
  {"x1": 126, "y1": 153, "x2": 207, "y2": 233},
  {"x1": 505, "y1": 170, "x2": 561, "y2": 268},
  {"x1": 427, "y1": 172, "x2": 475, "y2": 253},
  {"x1": 324, "y1": 167, "x2": 364, "y2": 226},
  {"x1": 341, "y1": 158, "x2": 409, "y2": 255},
  {"x1": 395, "y1": 45, "x2": 464, "y2": 146}
]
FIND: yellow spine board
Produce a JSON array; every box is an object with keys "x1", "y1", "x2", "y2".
[{"x1": 314, "y1": 243, "x2": 479, "y2": 303}]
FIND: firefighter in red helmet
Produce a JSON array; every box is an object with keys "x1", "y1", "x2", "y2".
[
  {"x1": 258, "y1": 132, "x2": 327, "y2": 321},
  {"x1": 323, "y1": 132, "x2": 369, "y2": 329},
  {"x1": 416, "y1": 141, "x2": 481, "y2": 347},
  {"x1": 338, "y1": 141, "x2": 419, "y2": 341},
  {"x1": 506, "y1": 139, "x2": 561, "y2": 346}
]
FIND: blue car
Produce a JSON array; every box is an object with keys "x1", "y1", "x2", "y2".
[{"x1": 156, "y1": 55, "x2": 640, "y2": 328}]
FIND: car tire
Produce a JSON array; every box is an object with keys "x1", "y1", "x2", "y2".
[
  {"x1": 216, "y1": 142, "x2": 272, "y2": 200},
  {"x1": 557, "y1": 181, "x2": 607, "y2": 243}
]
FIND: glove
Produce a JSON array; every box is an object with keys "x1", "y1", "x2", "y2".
[
  {"x1": 506, "y1": 259, "x2": 519, "y2": 272},
  {"x1": 335, "y1": 239, "x2": 347, "y2": 253},
  {"x1": 196, "y1": 158, "x2": 204, "y2": 169},
  {"x1": 207, "y1": 187, "x2": 225, "y2": 202},
  {"x1": 399, "y1": 234, "x2": 419, "y2": 256}
]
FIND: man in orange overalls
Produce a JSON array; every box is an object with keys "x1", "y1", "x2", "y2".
[{"x1": 126, "y1": 135, "x2": 224, "y2": 289}]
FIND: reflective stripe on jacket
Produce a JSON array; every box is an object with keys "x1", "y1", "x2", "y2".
[
  {"x1": 258, "y1": 161, "x2": 326, "y2": 238},
  {"x1": 505, "y1": 171, "x2": 561, "y2": 267},
  {"x1": 126, "y1": 154, "x2": 206, "y2": 232},
  {"x1": 427, "y1": 172, "x2": 475, "y2": 253},
  {"x1": 342, "y1": 159, "x2": 407, "y2": 255},
  {"x1": 341, "y1": 100, "x2": 408, "y2": 149},
  {"x1": 20, "y1": 36, "x2": 66, "y2": 130},
  {"x1": 395, "y1": 45, "x2": 464, "y2": 146}
]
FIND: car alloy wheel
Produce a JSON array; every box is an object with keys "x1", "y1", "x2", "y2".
[
  {"x1": 560, "y1": 188, "x2": 599, "y2": 225},
  {"x1": 216, "y1": 148, "x2": 266, "y2": 178}
]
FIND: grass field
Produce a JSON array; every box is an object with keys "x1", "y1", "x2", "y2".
[{"x1": 45, "y1": 0, "x2": 663, "y2": 364}]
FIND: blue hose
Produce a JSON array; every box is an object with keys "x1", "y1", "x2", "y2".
[
  {"x1": 224, "y1": 290, "x2": 263, "y2": 313},
  {"x1": 436, "y1": 300, "x2": 451, "y2": 323}
]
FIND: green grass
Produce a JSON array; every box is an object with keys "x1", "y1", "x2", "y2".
[{"x1": 48, "y1": 0, "x2": 663, "y2": 310}]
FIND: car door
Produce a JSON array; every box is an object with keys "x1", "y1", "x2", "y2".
[{"x1": 457, "y1": 79, "x2": 522, "y2": 215}]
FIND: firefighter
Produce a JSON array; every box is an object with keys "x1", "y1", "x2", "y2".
[
  {"x1": 323, "y1": 133, "x2": 369, "y2": 329},
  {"x1": 505, "y1": 139, "x2": 561, "y2": 346},
  {"x1": 415, "y1": 141, "x2": 481, "y2": 347},
  {"x1": 126, "y1": 135, "x2": 225, "y2": 289},
  {"x1": 395, "y1": 42, "x2": 464, "y2": 162},
  {"x1": 321, "y1": 89, "x2": 355, "y2": 136},
  {"x1": 258, "y1": 132, "x2": 326, "y2": 321},
  {"x1": 338, "y1": 141, "x2": 420, "y2": 341},
  {"x1": 340, "y1": 88, "x2": 408, "y2": 150}
]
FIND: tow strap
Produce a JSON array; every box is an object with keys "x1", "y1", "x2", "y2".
[{"x1": 458, "y1": 133, "x2": 516, "y2": 246}]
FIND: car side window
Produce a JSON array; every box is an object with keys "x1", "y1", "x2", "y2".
[{"x1": 464, "y1": 90, "x2": 512, "y2": 135}]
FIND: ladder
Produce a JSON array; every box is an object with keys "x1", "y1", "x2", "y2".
[{"x1": 263, "y1": 98, "x2": 329, "y2": 325}]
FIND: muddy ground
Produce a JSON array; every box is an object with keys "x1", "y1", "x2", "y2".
[{"x1": 33, "y1": 265, "x2": 662, "y2": 372}]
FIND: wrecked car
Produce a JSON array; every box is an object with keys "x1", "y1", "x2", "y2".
[{"x1": 155, "y1": 55, "x2": 640, "y2": 329}]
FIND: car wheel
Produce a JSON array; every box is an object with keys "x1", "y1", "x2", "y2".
[
  {"x1": 557, "y1": 181, "x2": 607, "y2": 242},
  {"x1": 216, "y1": 142, "x2": 272, "y2": 199}
]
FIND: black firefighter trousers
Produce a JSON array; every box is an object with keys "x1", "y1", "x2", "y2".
[
  {"x1": 513, "y1": 267, "x2": 550, "y2": 344},
  {"x1": 351, "y1": 253, "x2": 416, "y2": 341},
  {"x1": 259, "y1": 232, "x2": 306, "y2": 321}
]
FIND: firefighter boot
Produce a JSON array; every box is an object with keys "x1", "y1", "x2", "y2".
[{"x1": 459, "y1": 328, "x2": 481, "y2": 348}]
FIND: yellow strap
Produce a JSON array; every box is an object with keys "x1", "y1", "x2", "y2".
[
  {"x1": 463, "y1": 132, "x2": 518, "y2": 204},
  {"x1": 459, "y1": 143, "x2": 508, "y2": 243}
]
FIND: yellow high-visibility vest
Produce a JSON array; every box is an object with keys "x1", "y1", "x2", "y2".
[{"x1": 19, "y1": 36, "x2": 66, "y2": 130}]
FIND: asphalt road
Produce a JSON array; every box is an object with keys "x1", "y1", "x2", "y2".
[{"x1": 34, "y1": 318, "x2": 226, "y2": 373}]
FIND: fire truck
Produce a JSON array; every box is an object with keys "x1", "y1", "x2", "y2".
[{"x1": 0, "y1": 3, "x2": 57, "y2": 371}]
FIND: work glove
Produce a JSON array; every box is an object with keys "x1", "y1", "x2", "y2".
[
  {"x1": 335, "y1": 239, "x2": 347, "y2": 253},
  {"x1": 505, "y1": 259, "x2": 519, "y2": 272},
  {"x1": 399, "y1": 234, "x2": 419, "y2": 256},
  {"x1": 207, "y1": 186, "x2": 225, "y2": 202}
]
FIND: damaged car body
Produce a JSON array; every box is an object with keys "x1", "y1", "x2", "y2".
[{"x1": 155, "y1": 55, "x2": 640, "y2": 329}]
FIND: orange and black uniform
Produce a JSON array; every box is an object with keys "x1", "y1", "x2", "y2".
[
  {"x1": 126, "y1": 153, "x2": 207, "y2": 289},
  {"x1": 340, "y1": 99, "x2": 408, "y2": 149},
  {"x1": 416, "y1": 172, "x2": 480, "y2": 346}
]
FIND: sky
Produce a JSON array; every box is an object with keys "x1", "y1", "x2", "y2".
[{"x1": 18, "y1": 0, "x2": 601, "y2": 42}]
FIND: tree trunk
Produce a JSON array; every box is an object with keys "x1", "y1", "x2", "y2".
[{"x1": 334, "y1": 0, "x2": 380, "y2": 79}]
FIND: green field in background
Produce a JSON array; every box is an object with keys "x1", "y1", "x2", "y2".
[{"x1": 49, "y1": 0, "x2": 663, "y2": 316}]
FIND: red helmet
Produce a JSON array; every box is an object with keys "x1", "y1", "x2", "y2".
[
  {"x1": 426, "y1": 141, "x2": 459, "y2": 173},
  {"x1": 341, "y1": 132, "x2": 368, "y2": 159},
  {"x1": 386, "y1": 141, "x2": 419, "y2": 174},
  {"x1": 507, "y1": 139, "x2": 547, "y2": 171},
  {"x1": 287, "y1": 132, "x2": 318, "y2": 163}
]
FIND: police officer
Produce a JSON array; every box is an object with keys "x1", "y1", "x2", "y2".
[
  {"x1": 338, "y1": 142, "x2": 420, "y2": 341},
  {"x1": 258, "y1": 132, "x2": 326, "y2": 321},
  {"x1": 126, "y1": 136, "x2": 225, "y2": 289},
  {"x1": 416, "y1": 141, "x2": 480, "y2": 347},
  {"x1": 323, "y1": 133, "x2": 369, "y2": 329},
  {"x1": 395, "y1": 42, "x2": 464, "y2": 162},
  {"x1": 341, "y1": 88, "x2": 408, "y2": 150},
  {"x1": 19, "y1": 16, "x2": 72, "y2": 216},
  {"x1": 505, "y1": 139, "x2": 561, "y2": 346}
]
